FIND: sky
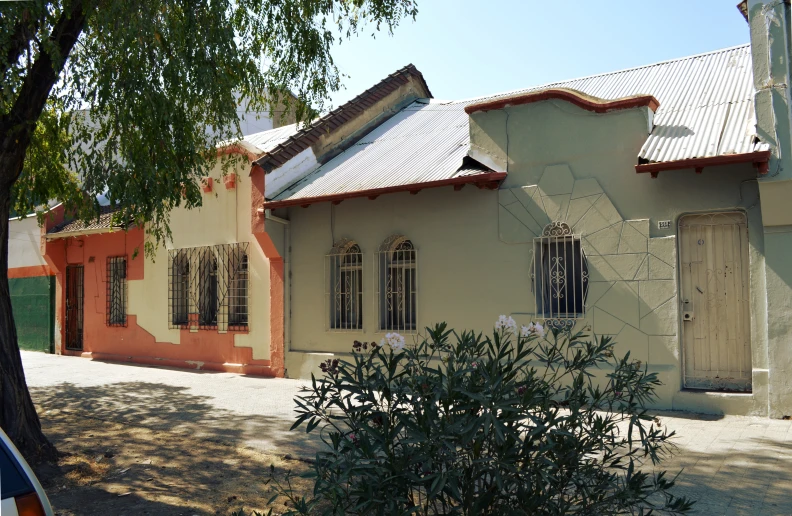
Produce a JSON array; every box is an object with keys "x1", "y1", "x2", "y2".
[{"x1": 325, "y1": 0, "x2": 750, "y2": 108}]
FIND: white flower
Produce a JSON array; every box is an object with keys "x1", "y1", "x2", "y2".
[
  {"x1": 521, "y1": 322, "x2": 546, "y2": 338},
  {"x1": 381, "y1": 332, "x2": 406, "y2": 352},
  {"x1": 495, "y1": 315, "x2": 517, "y2": 334}
]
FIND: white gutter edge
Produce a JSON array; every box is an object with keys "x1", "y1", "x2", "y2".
[
  {"x1": 8, "y1": 202, "x2": 64, "y2": 222},
  {"x1": 45, "y1": 226, "x2": 121, "y2": 240}
]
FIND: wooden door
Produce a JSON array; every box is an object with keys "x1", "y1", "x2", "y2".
[
  {"x1": 65, "y1": 265, "x2": 84, "y2": 351},
  {"x1": 679, "y1": 212, "x2": 751, "y2": 391}
]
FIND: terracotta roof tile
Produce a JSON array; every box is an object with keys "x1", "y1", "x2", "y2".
[{"x1": 47, "y1": 205, "x2": 128, "y2": 236}]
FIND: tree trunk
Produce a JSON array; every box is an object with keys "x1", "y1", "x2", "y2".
[
  {"x1": 0, "y1": 0, "x2": 88, "y2": 464},
  {"x1": 0, "y1": 188, "x2": 57, "y2": 464}
]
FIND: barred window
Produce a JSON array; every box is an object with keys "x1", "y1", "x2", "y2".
[
  {"x1": 531, "y1": 222, "x2": 589, "y2": 321},
  {"x1": 170, "y1": 250, "x2": 190, "y2": 326},
  {"x1": 106, "y1": 256, "x2": 127, "y2": 327},
  {"x1": 326, "y1": 240, "x2": 362, "y2": 331},
  {"x1": 198, "y1": 249, "x2": 218, "y2": 326},
  {"x1": 228, "y1": 252, "x2": 249, "y2": 330},
  {"x1": 168, "y1": 243, "x2": 249, "y2": 331},
  {"x1": 376, "y1": 236, "x2": 417, "y2": 332}
]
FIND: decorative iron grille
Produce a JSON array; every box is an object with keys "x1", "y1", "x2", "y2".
[
  {"x1": 168, "y1": 243, "x2": 249, "y2": 331},
  {"x1": 531, "y1": 222, "x2": 589, "y2": 325},
  {"x1": 325, "y1": 240, "x2": 363, "y2": 331},
  {"x1": 106, "y1": 256, "x2": 127, "y2": 327},
  {"x1": 375, "y1": 235, "x2": 417, "y2": 333}
]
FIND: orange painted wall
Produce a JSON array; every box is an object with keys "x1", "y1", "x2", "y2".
[
  {"x1": 44, "y1": 228, "x2": 278, "y2": 376},
  {"x1": 251, "y1": 163, "x2": 285, "y2": 376},
  {"x1": 8, "y1": 265, "x2": 54, "y2": 279}
]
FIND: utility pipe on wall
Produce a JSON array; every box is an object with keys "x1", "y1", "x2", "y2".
[{"x1": 264, "y1": 209, "x2": 291, "y2": 366}]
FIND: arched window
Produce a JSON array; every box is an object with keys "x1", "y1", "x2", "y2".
[
  {"x1": 326, "y1": 240, "x2": 363, "y2": 330},
  {"x1": 531, "y1": 222, "x2": 589, "y2": 320},
  {"x1": 376, "y1": 236, "x2": 417, "y2": 332}
]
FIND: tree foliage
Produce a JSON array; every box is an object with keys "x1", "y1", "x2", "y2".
[
  {"x1": 0, "y1": 0, "x2": 417, "y2": 463},
  {"x1": 1, "y1": 0, "x2": 418, "y2": 242},
  {"x1": 264, "y1": 323, "x2": 694, "y2": 515}
]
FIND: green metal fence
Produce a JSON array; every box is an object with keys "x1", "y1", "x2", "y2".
[{"x1": 10, "y1": 275, "x2": 55, "y2": 353}]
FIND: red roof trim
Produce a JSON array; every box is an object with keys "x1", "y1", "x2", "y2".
[
  {"x1": 635, "y1": 150, "x2": 771, "y2": 178},
  {"x1": 262, "y1": 172, "x2": 508, "y2": 209},
  {"x1": 464, "y1": 88, "x2": 660, "y2": 115}
]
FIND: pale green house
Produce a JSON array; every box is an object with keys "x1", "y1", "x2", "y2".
[{"x1": 245, "y1": 0, "x2": 792, "y2": 418}]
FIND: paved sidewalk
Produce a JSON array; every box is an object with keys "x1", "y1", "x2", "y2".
[
  {"x1": 20, "y1": 351, "x2": 792, "y2": 515},
  {"x1": 22, "y1": 351, "x2": 321, "y2": 458},
  {"x1": 656, "y1": 413, "x2": 792, "y2": 515}
]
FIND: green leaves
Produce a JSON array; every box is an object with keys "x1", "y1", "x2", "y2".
[
  {"x1": 275, "y1": 324, "x2": 694, "y2": 515},
  {"x1": 3, "y1": 0, "x2": 418, "y2": 252}
]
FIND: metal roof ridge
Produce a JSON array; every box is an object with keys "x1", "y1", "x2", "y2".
[{"x1": 448, "y1": 43, "x2": 751, "y2": 105}]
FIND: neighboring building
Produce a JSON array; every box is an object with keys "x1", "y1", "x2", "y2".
[
  {"x1": 27, "y1": 0, "x2": 792, "y2": 417},
  {"x1": 8, "y1": 213, "x2": 55, "y2": 353},
  {"x1": 7, "y1": 103, "x2": 297, "y2": 354}
]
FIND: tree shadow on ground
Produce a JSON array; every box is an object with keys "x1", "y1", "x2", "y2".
[
  {"x1": 657, "y1": 435, "x2": 792, "y2": 515},
  {"x1": 30, "y1": 380, "x2": 322, "y2": 458},
  {"x1": 30, "y1": 381, "x2": 320, "y2": 515}
]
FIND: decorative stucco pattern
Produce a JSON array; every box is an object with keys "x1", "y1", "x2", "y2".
[{"x1": 499, "y1": 164, "x2": 678, "y2": 367}]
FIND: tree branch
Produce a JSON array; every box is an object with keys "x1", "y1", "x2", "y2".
[
  {"x1": 0, "y1": 0, "x2": 89, "y2": 187},
  {"x1": 1, "y1": 15, "x2": 37, "y2": 78}
]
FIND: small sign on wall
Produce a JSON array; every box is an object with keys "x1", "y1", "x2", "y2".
[{"x1": 657, "y1": 220, "x2": 672, "y2": 230}]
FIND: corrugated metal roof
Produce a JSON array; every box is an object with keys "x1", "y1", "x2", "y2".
[
  {"x1": 274, "y1": 45, "x2": 760, "y2": 203},
  {"x1": 461, "y1": 44, "x2": 757, "y2": 163},
  {"x1": 255, "y1": 65, "x2": 432, "y2": 172},
  {"x1": 242, "y1": 124, "x2": 300, "y2": 154},
  {"x1": 272, "y1": 100, "x2": 477, "y2": 201}
]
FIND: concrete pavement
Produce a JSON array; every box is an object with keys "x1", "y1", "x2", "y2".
[
  {"x1": 20, "y1": 351, "x2": 792, "y2": 515},
  {"x1": 22, "y1": 351, "x2": 320, "y2": 458}
]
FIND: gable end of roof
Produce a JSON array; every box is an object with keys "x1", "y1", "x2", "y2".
[{"x1": 255, "y1": 64, "x2": 432, "y2": 173}]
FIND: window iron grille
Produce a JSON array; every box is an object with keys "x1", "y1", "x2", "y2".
[
  {"x1": 375, "y1": 235, "x2": 417, "y2": 333},
  {"x1": 325, "y1": 240, "x2": 363, "y2": 331},
  {"x1": 168, "y1": 243, "x2": 249, "y2": 331},
  {"x1": 531, "y1": 222, "x2": 589, "y2": 327},
  {"x1": 106, "y1": 256, "x2": 127, "y2": 327}
]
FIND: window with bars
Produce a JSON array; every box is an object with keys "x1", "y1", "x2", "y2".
[
  {"x1": 375, "y1": 236, "x2": 417, "y2": 332},
  {"x1": 326, "y1": 240, "x2": 363, "y2": 331},
  {"x1": 228, "y1": 253, "x2": 249, "y2": 329},
  {"x1": 531, "y1": 222, "x2": 589, "y2": 321},
  {"x1": 198, "y1": 250, "x2": 218, "y2": 326},
  {"x1": 170, "y1": 250, "x2": 190, "y2": 326},
  {"x1": 106, "y1": 256, "x2": 127, "y2": 327},
  {"x1": 168, "y1": 243, "x2": 249, "y2": 331}
]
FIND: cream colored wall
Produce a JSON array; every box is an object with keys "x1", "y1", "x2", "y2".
[
  {"x1": 471, "y1": 99, "x2": 768, "y2": 414},
  {"x1": 284, "y1": 186, "x2": 532, "y2": 378},
  {"x1": 127, "y1": 158, "x2": 272, "y2": 360},
  {"x1": 286, "y1": 98, "x2": 770, "y2": 416}
]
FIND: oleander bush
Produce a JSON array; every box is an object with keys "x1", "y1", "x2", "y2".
[{"x1": 260, "y1": 318, "x2": 694, "y2": 515}]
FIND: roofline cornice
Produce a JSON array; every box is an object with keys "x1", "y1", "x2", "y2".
[{"x1": 464, "y1": 88, "x2": 660, "y2": 115}]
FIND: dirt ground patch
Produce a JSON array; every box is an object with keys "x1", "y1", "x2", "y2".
[{"x1": 34, "y1": 406, "x2": 314, "y2": 515}]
